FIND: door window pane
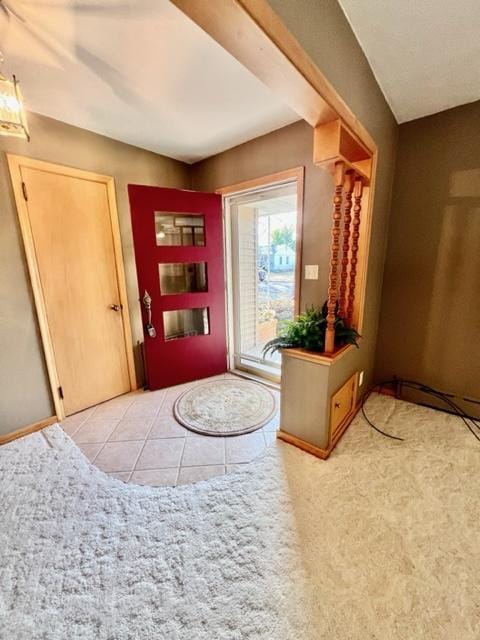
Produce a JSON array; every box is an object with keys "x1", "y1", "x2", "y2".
[
  {"x1": 155, "y1": 212, "x2": 205, "y2": 246},
  {"x1": 159, "y1": 262, "x2": 207, "y2": 295},
  {"x1": 163, "y1": 307, "x2": 210, "y2": 341}
]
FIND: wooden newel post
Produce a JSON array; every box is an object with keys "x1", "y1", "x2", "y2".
[
  {"x1": 346, "y1": 177, "x2": 364, "y2": 325},
  {"x1": 325, "y1": 161, "x2": 345, "y2": 353},
  {"x1": 338, "y1": 171, "x2": 354, "y2": 317}
]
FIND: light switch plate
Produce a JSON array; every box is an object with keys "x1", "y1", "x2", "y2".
[{"x1": 305, "y1": 265, "x2": 319, "y2": 280}]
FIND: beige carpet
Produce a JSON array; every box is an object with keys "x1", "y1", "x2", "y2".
[{"x1": 0, "y1": 393, "x2": 478, "y2": 639}]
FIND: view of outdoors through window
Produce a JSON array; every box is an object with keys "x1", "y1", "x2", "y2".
[
  {"x1": 256, "y1": 209, "x2": 296, "y2": 364},
  {"x1": 230, "y1": 181, "x2": 298, "y2": 378}
]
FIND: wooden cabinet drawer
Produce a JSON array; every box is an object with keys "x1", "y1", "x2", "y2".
[{"x1": 330, "y1": 373, "x2": 358, "y2": 438}]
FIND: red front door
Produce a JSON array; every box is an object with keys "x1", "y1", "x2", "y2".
[{"x1": 128, "y1": 185, "x2": 227, "y2": 389}]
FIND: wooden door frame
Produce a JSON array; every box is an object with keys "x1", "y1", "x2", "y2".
[
  {"x1": 7, "y1": 154, "x2": 137, "y2": 419},
  {"x1": 220, "y1": 167, "x2": 304, "y2": 379}
]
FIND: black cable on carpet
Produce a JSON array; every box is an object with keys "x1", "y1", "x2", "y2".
[{"x1": 361, "y1": 378, "x2": 480, "y2": 443}]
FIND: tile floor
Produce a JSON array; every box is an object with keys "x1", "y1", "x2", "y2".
[{"x1": 61, "y1": 373, "x2": 280, "y2": 486}]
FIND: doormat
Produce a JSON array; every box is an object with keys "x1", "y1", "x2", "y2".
[{"x1": 174, "y1": 379, "x2": 277, "y2": 436}]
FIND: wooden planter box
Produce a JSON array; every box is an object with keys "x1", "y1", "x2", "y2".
[{"x1": 278, "y1": 348, "x2": 359, "y2": 459}]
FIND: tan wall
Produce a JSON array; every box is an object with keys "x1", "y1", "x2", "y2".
[
  {"x1": 0, "y1": 112, "x2": 190, "y2": 434},
  {"x1": 193, "y1": 0, "x2": 398, "y2": 399},
  {"x1": 375, "y1": 100, "x2": 480, "y2": 401},
  {"x1": 191, "y1": 120, "x2": 333, "y2": 308}
]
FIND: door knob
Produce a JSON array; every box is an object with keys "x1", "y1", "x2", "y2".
[
  {"x1": 110, "y1": 304, "x2": 121, "y2": 312},
  {"x1": 142, "y1": 290, "x2": 156, "y2": 338}
]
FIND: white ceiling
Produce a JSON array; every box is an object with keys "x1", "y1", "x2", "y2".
[
  {"x1": 1, "y1": 0, "x2": 299, "y2": 163},
  {"x1": 338, "y1": 0, "x2": 480, "y2": 123}
]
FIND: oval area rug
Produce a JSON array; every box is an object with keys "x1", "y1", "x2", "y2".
[{"x1": 174, "y1": 379, "x2": 277, "y2": 436}]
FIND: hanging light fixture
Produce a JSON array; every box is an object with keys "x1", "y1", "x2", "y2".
[{"x1": 0, "y1": 50, "x2": 29, "y2": 141}]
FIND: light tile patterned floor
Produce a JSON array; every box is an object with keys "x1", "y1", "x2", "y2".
[{"x1": 61, "y1": 374, "x2": 280, "y2": 486}]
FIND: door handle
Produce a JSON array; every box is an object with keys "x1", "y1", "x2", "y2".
[
  {"x1": 142, "y1": 290, "x2": 156, "y2": 338},
  {"x1": 110, "y1": 304, "x2": 121, "y2": 312}
]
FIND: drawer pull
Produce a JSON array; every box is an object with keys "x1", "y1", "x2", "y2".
[{"x1": 335, "y1": 402, "x2": 341, "y2": 408}]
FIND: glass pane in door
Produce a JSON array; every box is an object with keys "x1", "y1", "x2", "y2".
[
  {"x1": 163, "y1": 307, "x2": 210, "y2": 341},
  {"x1": 159, "y1": 262, "x2": 208, "y2": 295},
  {"x1": 155, "y1": 212, "x2": 205, "y2": 246}
]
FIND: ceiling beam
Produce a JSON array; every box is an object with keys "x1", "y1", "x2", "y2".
[{"x1": 171, "y1": 0, "x2": 376, "y2": 153}]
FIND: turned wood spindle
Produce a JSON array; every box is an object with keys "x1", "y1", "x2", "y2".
[
  {"x1": 325, "y1": 161, "x2": 345, "y2": 354},
  {"x1": 346, "y1": 177, "x2": 363, "y2": 326},
  {"x1": 338, "y1": 171, "x2": 354, "y2": 318}
]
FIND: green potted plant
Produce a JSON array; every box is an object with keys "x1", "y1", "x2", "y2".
[{"x1": 263, "y1": 300, "x2": 360, "y2": 357}]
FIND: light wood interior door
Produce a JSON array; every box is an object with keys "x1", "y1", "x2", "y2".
[{"x1": 11, "y1": 158, "x2": 134, "y2": 416}]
